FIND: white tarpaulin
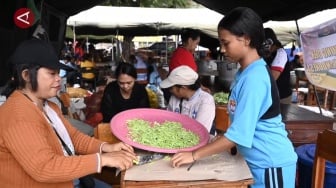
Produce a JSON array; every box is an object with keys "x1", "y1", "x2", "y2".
[
  {"x1": 67, "y1": 6, "x2": 223, "y2": 38},
  {"x1": 300, "y1": 17, "x2": 336, "y2": 91},
  {"x1": 264, "y1": 8, "x2": 336, "y2": 45},
  {"x1": 67, "y1": 6, "x2": 336, "y2": 46}
]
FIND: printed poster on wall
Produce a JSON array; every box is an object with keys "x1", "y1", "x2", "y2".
[{"x1": 300, "y1": 17, "x2": 336, "y2": 91}]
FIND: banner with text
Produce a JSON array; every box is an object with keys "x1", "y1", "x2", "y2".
[{"x1": 300, "y1": 18, "x2": 336, "y2": 91}]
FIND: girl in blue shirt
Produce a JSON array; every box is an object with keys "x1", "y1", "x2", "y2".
[{"x1": 171, "y1": 7, "x2": 297, "y2": 188}]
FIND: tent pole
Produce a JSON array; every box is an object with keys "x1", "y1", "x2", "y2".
[
  {"x1": 312, "y1": 85, "x2": 323, "y2": 115},
  {"x1": 73, "y1": 22, "x2": 76, "y2": 52},
  {"x1": 111, "y1": 37, "x2": 114, "y2": 62},
  {"x1": 165, "y1": 35, "x2": 168, "y2": 65},
  {"x1": 116, "y1": 29, "x2": 121, "y2": 63},
  {"x1": 295, "y1": 19, "x2": 322, "y2": 114},
  {"x1": 86, "y1": 36, "x2": 89, "y2": 54},
  {"x1": 295, "y1": 20, "x2": 301, "y2": 48},
  {"x1": 295, "y1": 20, "x2": 300, "y2": 35}
]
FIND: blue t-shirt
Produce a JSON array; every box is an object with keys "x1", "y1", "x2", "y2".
[
  {"x1": 149, "y1": 64, "x2": 162, "y2": 87},
  {"x1": 224, "y1": 59, "x2": 297, "y2": 169}
]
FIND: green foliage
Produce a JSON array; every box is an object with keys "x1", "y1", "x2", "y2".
[
  {"x1": 101, "y1": 0, "x2": 192, "y2": 8},
  {"x1": 213, "y1": 92, "x2": 229, "y2": 105},
  {"x1": 141, "y1": 0, "x2": 190, "y2": 8}
]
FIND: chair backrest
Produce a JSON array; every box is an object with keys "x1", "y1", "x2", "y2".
[
  {"x1": 59, "y1": 92, "x2": 71, "y2": 108},
  {"x1": 94, "y1": 123, "x2": 120, "y2": 144},
  {"x1": 59, "y1": 92, "x2": 86, "y2": 120},
  {"x1": 312, "y1": 129, "x2": 336, "y2": 188},
  {"x1": 58, "y1": 92, "x2": 74, "y2": 119}
]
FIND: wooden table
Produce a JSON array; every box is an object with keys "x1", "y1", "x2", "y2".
[
  {"x1": 120, "y1": 149, "x2": 253, "y2": 188},
  {"x1": 120, "y1": 171, "x2": 253, "y2": 188},
  {"x1": 281, "y1": 103, "x2": 334, "y2": 146}
]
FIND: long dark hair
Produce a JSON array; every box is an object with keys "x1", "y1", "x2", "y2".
[
  {"x1": 181, "y1": 28, "x2": 200, "y2": 43},
  {"x1": 217, "y1": 7, "x2": 266, "y2": 56},
  {"x1": 3, "y1": 64, "x2": 40, "y2": 97},
  {"x1": 264, "y1": 27, "x2": 282, "y2": 48},
  {"x1": 114, "y1": 62, "x2": 137, "y2": 79}
]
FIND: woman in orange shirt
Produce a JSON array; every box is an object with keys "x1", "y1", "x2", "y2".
[{"x1": 0, "y1": 39, "x2": 137, "y2": 188}]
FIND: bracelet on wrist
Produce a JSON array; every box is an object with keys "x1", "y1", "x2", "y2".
[{"x1": 191, "y1": 151, "x2": 196, "y2": 161}]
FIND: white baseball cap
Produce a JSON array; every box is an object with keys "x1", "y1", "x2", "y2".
[{"x1": 160, "y1": 66, "x2": 198, "y2": 88}]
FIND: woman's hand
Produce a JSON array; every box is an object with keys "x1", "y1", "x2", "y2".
[
  {"x1": 102, "y1": 142, "x2": 134, "y2": 153},
  {"x1": 171, "y1": 151, "x2": 195, "y2": 168},
  {"x1": 101, "y1": 150, "x2": 137, "y2": 170}
]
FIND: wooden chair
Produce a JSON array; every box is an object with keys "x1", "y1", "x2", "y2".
[
  {"x1": 93, "y1": 123, "x2": 120, "y2": 144},
  {"x1": 215, "y1": 105, "x2": 230, "y2": 133},
  {"x1": 299, "y1": 83, "x2": 336, "y2": 111},
  {"x1": 83, "y1": 87, "x2": 105, "y2": 127},
  {"x1": 322, "y1": 90, "x2": 336, "y2": 110},
  {"x1": 59, "y1": 92, "x2": 79, "y2": 119},
  {"x1": 312, "y1": 129, "x2": 336, "y2": 188}
]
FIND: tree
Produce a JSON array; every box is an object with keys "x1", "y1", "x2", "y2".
[
  {"x1": 140, "y1": 0, "x2": 191, "y2": 8},
  {"x1": 101, "y1": 0, "x2": 194, "y2": 8}
]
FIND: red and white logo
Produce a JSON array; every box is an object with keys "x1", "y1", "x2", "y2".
[{"x1": 14, "y1": 8, "x2": 35, "y2": 29}]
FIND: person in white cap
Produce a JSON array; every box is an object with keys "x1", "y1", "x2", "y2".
[{"x1": 160, "y1": 66, "x2": 216, "y2": 134}]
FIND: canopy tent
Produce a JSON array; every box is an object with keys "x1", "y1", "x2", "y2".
[
  {"x1": 66, "y1": 6, "x2": 224, "y2": 49},
  {"x1": 263, "y1": 8, "x2": 336, "y2": 45},
  {"x1": 67, "y1": 6, "x2": 223, "y2": 36},
  {"x1": 67, "y1": 6, "x2": 336, "y2": 49}
]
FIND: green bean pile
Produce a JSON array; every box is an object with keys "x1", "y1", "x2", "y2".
[{"x1": 126, "y1": 119, "x2": 200, "y2": 149}]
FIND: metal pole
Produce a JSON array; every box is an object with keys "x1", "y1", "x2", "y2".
[
  {"x1": 295, "y1": 20, "x2": 301, "y2": 48},
  {"x1": 73, "y1": 22, "x2": 76, "y2": 52},
  {"x1": 313, "y1": 85, "x2": 323, "y2": 115},
  {"x1": 165, "y1": 35, "x2": 168, "y2": 65},
  {"x1": 86, "y1": 36, "x2": 89, "y2": 54},
  {"x1": 111, "y1": 37, "x2": 114, "y2": 62}
]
